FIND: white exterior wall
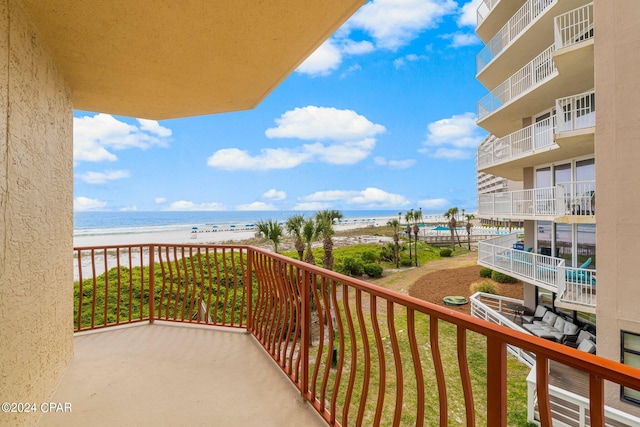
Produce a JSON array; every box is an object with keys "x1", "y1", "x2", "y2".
[{"x1": 0, "y1": 1, "x2": 74, "y2": 425}]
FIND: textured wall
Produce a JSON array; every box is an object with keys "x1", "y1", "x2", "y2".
[
  {"x1": 0, "y1": 1, "x2": 74, "y2": 426},
  {"x1": 594, "y1": 0, "x2": 640, "y2": 417}
]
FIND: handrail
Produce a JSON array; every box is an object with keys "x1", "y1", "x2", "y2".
[
  {"x1": 556, "y1": 90, "x2": 596, "y2": 133},
  {"x1": 555, "y1": 3, "x2": 594, "y2": 50},
  {"x1": 477, "y1": 116, "x2": 555, "y2": 168},
  {"x1": 73, "y1": 243, "x2": 640, "y2": 426},
  {"x1": 478, "y1": 44, "x2": 556, "y2": 120},
  {"x1": 477, "y1": 0, "x2": 554, "y2": 73}
]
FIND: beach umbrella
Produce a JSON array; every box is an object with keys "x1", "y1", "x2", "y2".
[{"x1": 432, "y1": 225, "x2": 448, "y2": 235}]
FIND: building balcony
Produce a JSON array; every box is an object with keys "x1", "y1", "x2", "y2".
[
  {"x1": 477, "y1": 90, "x2": 595, "y2": 179},
  {"x1": 44, "y1": 243, "x2": 640, "y2": 426},
  {"x1": 478, "y1": 182, "x2": 595, "y2": 222},
  {"x1": 477, "y1": 234, "x2": 596, "y2": 313},
  {"x1": 476, "y1": 0, "x2": 591, "y2": 88},
  {"x1": 476, "y1": 0, "x2": 527, "y2": 42},
  {"x1": 478, "y1": 42, "x2": 593, "y2": 136}
]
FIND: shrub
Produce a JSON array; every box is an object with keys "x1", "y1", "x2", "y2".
[
  {"x1": 479, "y1": 267, "x2": 493, "y2": 278},
  {"x1": 439, "y1": 248, "x2": 453, "y2": 257},
  {"x1": 361, "y1": 250, "x2": 379, "y2": 264},
  {"x1": 400, "y1": 258, "x2": 413, "y2": 267},
  {"x1": 491, "y1": 270, "x2": 518, "y2": 283},
  {"x1": 341, "y1": 257, "x2": 364, "y2": 277},
  {"x1": 364, "y1": 263, "x2": 383, "y2": 278},
  {"x1": 470, "y1": 280, "x2": 498, "y2": 294}
]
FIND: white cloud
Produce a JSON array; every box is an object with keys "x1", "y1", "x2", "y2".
[
  {"x1": 374, "y1": 156, "x2": 416, "y2": 169},
  {"x1": 296, "y1": 40, "x2": 342, "y2": 77},
  {"x1": 119, "y1": 205, "x2": 138, "y2": 212},
  {"x1": 421, "y1": 112, "x2": 485, "y2": 160},
  {"x1": 74, "y1": 113, "x2": 171, "y2": 164},
  {"x1": 458, "y1": 0, "x2": 482, "y2": 27},
  {"x1": 137, "y1": 119, "x2": 172, "y2": 137},
  {"x1": 266, "y1": 106, "x2": 385, "y2": 141},
  {"x1": 166, "y1": 201, "x2": 226, "y2": 211},
  {"x1": 298, "y1": 187, "x2": 410, "y2": 209},
  {"x1": 207, "y1": 147, "x2": 311, "y2": 171},
  {"x1": 262, "y1": 189, "x2": 286, "y2": 201},
  {"x1": 74, "y1": 196, "x2": 107, "y2": 211},
  {"x1": 341, "y1": 40, "x2": 375, "y2": 55},
  {"x1": 210, "y1": 107, "x2": 385, "y2": 171},
  {"x1": 347, "y1": 0, "x2": 457, "y2": 50},
  {"x1": 155, "y1": 197, "x2": 166, "y2": 204},
  {"x1": 441, "y1": 32, "x2": 480, "y2": 48},
  {"x1": 77, "y1": 170, "x2": 130, "y2": 184},
  {"x1": 418, "y1": 198, "x2": 450, "y2": 209},
  {"x1": 235, "y1": 202, "x2": 277, "y2": 211}
]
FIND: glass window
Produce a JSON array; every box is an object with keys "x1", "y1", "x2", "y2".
[
  {"x1": 536, "y1": 167, "x2": 551, "y2": 188},
  {"x1": 556, "y1": 223, "x2": 573, "y2": 265},
  {"x1": 537, "y1": 221, "x2": 552, "y2": 254},
  {"x1": 622, "y1": 331, "x2": 640, "y2": 405},
  {"x1": 577, "y1": 224, "x2": 596, "y2": 267}
]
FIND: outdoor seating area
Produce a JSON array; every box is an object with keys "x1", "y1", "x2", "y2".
[{"x1": 521, "y1": 305, "x2": 595, "y2": 353}]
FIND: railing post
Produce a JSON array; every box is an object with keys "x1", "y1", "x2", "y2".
[
  {"x1": 487, "y1": 336, "x2": 507, "y2": 426},
  {"x1": 246, "y1": 248, "x2": 254, "y2": 331},
  {"x1": 149, "y1": 245, "x2": 155, "y2": 324},
  {"x1": 300, "y1": 269, "x2": 311, "y2": 397}
]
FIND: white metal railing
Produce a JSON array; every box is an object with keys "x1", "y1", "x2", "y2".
[
  {"x1": 478, "y1": 233, "x2": 564, "y2": 290},
  {"x1": 470, "y1": 292, "x2": 535, "y2": 366},
  {"x1": 476, "y1": 0, "x2": 499, "y2": 27},
  {"x1": 556, "y1": 90, "x2": 595, "y2": 133},
  {"x1": 557, "y1": 265, "x2": 596, "y2": 308},
  {"x1": 479, "y1": 45, "x2": 556, "y2": 120},
  {"x1": 477, "y1": 116, "x2": 556, "y2": 168},
  {"x1": 527, "y1": 365, "x2": 640, "y2": 427},
  {"x1": 478, "y1": 185, "x2": 565, "y2": 218},
  {"x1": 559, "y1": 180, "x2": 595, "y2": 216},
  {"x1": 477, "y1": 0, "x2": 554, "y2": 73},
  {"x1": 555, "y1": 3, "x2": 594, "y2": 50}
]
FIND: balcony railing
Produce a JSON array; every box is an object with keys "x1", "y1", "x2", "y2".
[
  {"x1": 477, "y1": 0, "x2": 554, "y2": 73},
  {"x1": 477, "y1": 116, "x2": 555, "y2": 168},
  {"x1": 555, "y1": 3, "x2": 594, "y2": 50},
  {"x1": 478, "y1": 45, "x2": 556, "y2": 120},
  {"x1": 478, "y1": 185, "x2": 564, "y2": 218},
  {"x1": 478, "y1": 182, "x2": 595, "y2": 218},
  {"x1": 556, "y1": 90, "x2": 596, "y2": 133},
  {"x1": 478, "y1": 234, "x2": 596, "y2": 311},
  {"x1": 74, "y1": 243, "x2": 633, "y2": 426},
  {"x1": 476, "y1": 0, "x2": 499, "y2": 27}
]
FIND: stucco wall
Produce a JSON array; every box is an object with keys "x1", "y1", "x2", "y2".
[
  {"x1": 594, "y1": 0, "x2": 640, "y2": 416},
  {"x1": 0, "y1": 1, "x2": 74, "y2": 426}
]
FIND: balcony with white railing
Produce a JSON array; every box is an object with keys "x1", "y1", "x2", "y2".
[
  {"x1": 476, "y1": 0, "x2": 498, "y2": 27},
  {"x1": 476, "y1": 0, "x2": 554, "y2": 75},
  {"x1": 478, "y1": 234, "x2": 596, "y2": 313},
  {"x1": 478, "y1": 185, "x2": 564, "y2": 219},
  {"x1": 477, "y1": 116, "x2": 555, "y2": 171},
  {"x1": 556, "y1": 90, "x2": 595, "y2": 133},
  {"x1": 478, "y1": 44, "x2": 557, "y2": 122},
  {"x1": 555, "y1": 3, "x2": 594, "y2": 51}
]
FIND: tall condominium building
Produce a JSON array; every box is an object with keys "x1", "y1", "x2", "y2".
[{"x1": 474, "y1": 0, "x2": 640, "y2": 420}]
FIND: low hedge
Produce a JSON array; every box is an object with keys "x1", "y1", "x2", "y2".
[
  {"x1": 479, "y1": 267, "x2": 493, "y2": 278},
  {"x1": 439, "y1": 248, "x2": 453, "y2": 257},
  {"x1": 491, "y1": 270, "x2": 518, "y2": 283}
]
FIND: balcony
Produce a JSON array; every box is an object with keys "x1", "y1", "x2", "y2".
[
  {"x1": 471, "y1": 293, "x2": 640, "y2": 426},
  {"x1": 477, "y1": 91, "x2": 595, "y2": 179},
  {"x1": 48, "y1": 243, "x2": 640, "y2": 426},
  {"x1": 476, "y1": 0, "x2": 528, "y2": 42},
  {"x1": 477, "y1": 234, "x2": 596, "y2": 313}
]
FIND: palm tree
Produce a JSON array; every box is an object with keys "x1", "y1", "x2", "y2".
[
  {"x1": 404, "y1": 209, "x2": 414, "y2": 260},
  {"x1": 315, "y1": 210, "x2": 343, "y2": 271},
  {"x1": 255, "y1": 219, "x2": 283, "y2": 253},
  {"x1": 285, "y1": 214, "x2": 305, "y2": 261},
  {"x1": 302, "y1": 218, "x2": 320, "y2": 265},
  {"x1": 465, "y1": 213, "x2": 475, "y2": 250},
  {"x1": 387, "y1": 218, "x2": 401, "y2": 268},
  {"x1": 444, "y1": 207, "x2": 460, "y2": 251},
  {"x1": 413, "y1": 208, "x2": 422, "y2": 266}
]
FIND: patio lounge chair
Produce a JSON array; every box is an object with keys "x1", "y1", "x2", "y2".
[
  {"x1": 576, "y1": 338, "x2": 596, "y2": 354},
  {"x1": 565, "y1": 258, "x2": 596, "y2": 285},
  {"x1": 521, "y1": 304, "x2": 547, "y2": 323},
  {"x1": 563, "y1": 329, "x2": 596, "y2": 348}
]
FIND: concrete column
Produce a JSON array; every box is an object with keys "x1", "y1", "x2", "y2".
[{"x1": 0, "y1": 2, "x2": 74, "y2": 425}]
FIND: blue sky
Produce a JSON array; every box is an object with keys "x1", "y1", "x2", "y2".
[{"x1": 73, "y1": 0, "x2": 487, "y2": 214}]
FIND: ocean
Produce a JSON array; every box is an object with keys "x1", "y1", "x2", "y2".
[{"x1": 73, "y1": 210, "x2": 406, "y2": 236}]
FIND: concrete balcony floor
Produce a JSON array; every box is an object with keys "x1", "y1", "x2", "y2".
[{"x1": 37, "y1": 323, "x2": 325, "y2": 427}]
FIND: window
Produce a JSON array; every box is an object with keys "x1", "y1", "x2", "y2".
[{"x1": 621, "y1": 331, "x2": 640, "y2": 405}]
